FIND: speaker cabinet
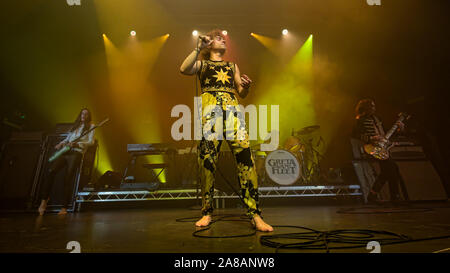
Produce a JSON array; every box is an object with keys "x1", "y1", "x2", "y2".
[
  {"x1": 0, "y1": 133, "x2": 44, "y2": 210},
  {"x1": 395, "y1": 160, "x2": 447, "y2": 201},
  {"x1": 353, "y1": 158, "x2": 447, "y2": 202}
]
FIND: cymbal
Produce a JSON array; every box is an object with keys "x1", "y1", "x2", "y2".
[
  {"x1": 284, "y1": 136, "x2": 305, "y2": 153},
  {"x1": 293, "y1": 125, "x2": 320, "y2": 136},
  {"x1": 250, "y1": 136, "x2": 275, "y2": 149}
]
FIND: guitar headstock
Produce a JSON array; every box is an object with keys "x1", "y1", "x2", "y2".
[
  {"x1": 398, "y1": 112, "x2": 411, "y2": 121},
  {"x1": 97, "y1": 117, "x2": 110, "y2": 127}
]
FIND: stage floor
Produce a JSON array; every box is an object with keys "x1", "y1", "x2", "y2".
[{"x1": 1, "y1": 202, "x2": 449, "y2": 253}]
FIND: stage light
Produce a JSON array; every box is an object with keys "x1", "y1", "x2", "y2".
[
  {"x1": 192, "y1": 30, "x2": 198, "y2": 36},
  {"x1": 255, "y1": 34, "x2": 314, "y2": 149},
  {"x1": 250, "y1": 33, "x2": 279, "y2": 54},
  {"x1": 102, "y1": 34, "x2": 170, "y2": 182},
  {"x1": 222, "y1": 30, "x2": 228, "y2": 36},
  {"x1": 282, "y1": 29, "x2": 288, "y2": 35},
  {"x1": 130, "y1": 30, "x2": 136, "y2": 36},
  {"x1": 250, "y1": 32, "x2": 254, "y2": 36}
]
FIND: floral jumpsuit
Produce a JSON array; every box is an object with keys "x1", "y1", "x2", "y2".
[{"x1": 197, "y1": 59, "x2": 261, "y2": 218}]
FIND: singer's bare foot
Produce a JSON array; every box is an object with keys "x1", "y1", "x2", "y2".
[
  {"x1": 57, "y1": 208, "x2": 68, "y2": 215},
  {"x1": 252, "y1": 215, "x2": 273, "y2": 232},
  {"x1": 195, "y1": 215, "x2": 212, "y2": 227},
  {"x1": 38, "y1": 199, "x2": 48, "y2": 216}
]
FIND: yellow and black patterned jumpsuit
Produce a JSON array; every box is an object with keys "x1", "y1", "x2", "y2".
[{"x1": 197, "y1": 59, "x2": 261, "y2": 218}]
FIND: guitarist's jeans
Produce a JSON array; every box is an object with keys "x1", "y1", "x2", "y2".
[
  {"x1": 372, "y1": 158, "x2": 401, "y2": 200},
  {"x1": 40, "y1": 151, "x2": 82, "y2": 208}
]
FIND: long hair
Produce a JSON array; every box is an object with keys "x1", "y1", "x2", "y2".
[
  {"x1": 200, "y1": 29, "x2": 226, "y2": 60},
  {"x1": 355, "y1": 99, "x2": 375, "y2": 119},
  {"x1": 70, "y1": 108, "x2": 92, "y2": 133}
]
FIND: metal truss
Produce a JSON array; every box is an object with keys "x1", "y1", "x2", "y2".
[
  {"x1": 76, "y1": 189, "x2": 204, "y2": 203},
  {"x1": 217, "y1": 185, "x2": 362, "y2": 198},
  {"x1": 76, "y1": 185, "x2": 361, "y2": 203}
]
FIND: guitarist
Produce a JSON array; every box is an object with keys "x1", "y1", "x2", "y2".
[
  {"x1": 353, "y1": 99, "x2": 405, "y2": 204},
  {"x1": 38, "y1": 108, "x2": 95, "y2": 215}
]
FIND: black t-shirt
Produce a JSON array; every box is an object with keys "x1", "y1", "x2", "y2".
[{"x1": 353, "y1": 114, "x2": 385, "y2": 143}]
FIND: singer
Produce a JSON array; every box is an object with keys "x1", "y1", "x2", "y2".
[{"x1": 180, "y1": 29, "x2": 273, "y2": 232}]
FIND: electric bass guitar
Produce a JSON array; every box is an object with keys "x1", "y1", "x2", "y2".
[
  {"x1": 363, "y1": 112, "x2": 410, "y2": 160},
  {"x1": 48, "y1": 117, "x2": 109, "y2": 163}
]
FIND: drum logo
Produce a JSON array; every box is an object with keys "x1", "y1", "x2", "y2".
[
  {"x1": 267, "y1": 159, "x2": 297, "y2": 175},
  {"x1": 265, "y1": 150, "x2": 300, "y2": 185}
]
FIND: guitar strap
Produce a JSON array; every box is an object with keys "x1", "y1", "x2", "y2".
[{"x1": 372, "y1": 115, "x2": 385, "y2": 137}]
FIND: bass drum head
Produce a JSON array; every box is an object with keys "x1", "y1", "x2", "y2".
[{"x1": 264, "y1": 150, "x2": 300, "y2": 186}]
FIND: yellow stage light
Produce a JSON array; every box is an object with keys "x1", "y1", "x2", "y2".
[
  {"x1": 255, "y1": 35, "x2": 314, "y2": 145},
  {"x1": 102, "y1": 34, "x2": 170, "y2": 182},
  {"x1": 250, "y1": 33, "x2": 280, "y2": 55}
]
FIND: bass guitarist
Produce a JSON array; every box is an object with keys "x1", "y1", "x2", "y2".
[
  {"x1": 353, "y1": 99, "x2": 405, "y2": 204},
  {"x1": 38, "y1": 108, "x2": 95, "y2": 215}
]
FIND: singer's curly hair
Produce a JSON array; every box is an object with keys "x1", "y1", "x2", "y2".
[
  {"x1": 355, "y1": 99, "x2": 375, "y2": 119},
  {"x1": 200, "y1": 29, "x2": 226, "y2": 60}
]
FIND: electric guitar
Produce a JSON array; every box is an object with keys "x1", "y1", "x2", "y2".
[
  {"x1": 48, "y1": 118, "x2": 109, "y2": 163},
  {"x1": 363, "y1": 112, "x2": 410, "y2": 160}
]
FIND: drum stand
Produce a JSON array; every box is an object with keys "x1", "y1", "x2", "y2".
[
  {"x1": 296, "y1": 151, "x2": 309, "y2": 183},
  {"x1": 302, "y1": 139, "x2": 325, "y2": 183}
]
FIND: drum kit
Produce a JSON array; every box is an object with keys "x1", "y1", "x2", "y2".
[{"x1": 252, "y1": 125, "x2": 325, "y2": 186}]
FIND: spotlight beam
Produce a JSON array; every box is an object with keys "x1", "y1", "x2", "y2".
[{"x1": 250, "y1": 33, "x2": 281, "y2": 55}]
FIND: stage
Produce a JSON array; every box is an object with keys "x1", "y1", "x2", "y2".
[
  {"x1": 1, "y1": 201, "x2": 449, "y2": 253},
  {"x1": 1, "y1": 0, "x2": 450, "y2": 264}
]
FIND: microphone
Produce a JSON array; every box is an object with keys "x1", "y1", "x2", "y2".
[{"x1": 199, "y1": 35, "x2": 210, "y2": 42}]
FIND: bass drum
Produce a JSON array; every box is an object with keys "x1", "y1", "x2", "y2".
[{"x1": 264, "y1": 150, "x2": 301, "y2": 186}]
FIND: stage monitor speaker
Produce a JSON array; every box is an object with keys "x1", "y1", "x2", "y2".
[
  {"x1": 395, "y1": 160, "x2": 447, "y2": 201},
  {"x1": 34, "y1": 134, "x2": 97, "y2": 212},
  {"x1": 97, "y1": 171, "x2": 122, "y2": 189},
  {"x1": 0, "y1": 133, "x2": 44, "y2": 210}
]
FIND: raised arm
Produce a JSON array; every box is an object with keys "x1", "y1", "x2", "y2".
[
  {"x1": 234, "y1": 64, "x2": 252, "y2": 98},
  {"x1": 180, "y1": 37, "x2": 212, "y2": 75},
  {"x1": 180, "y1": 50, "x2": 202, "y2": 75}
]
